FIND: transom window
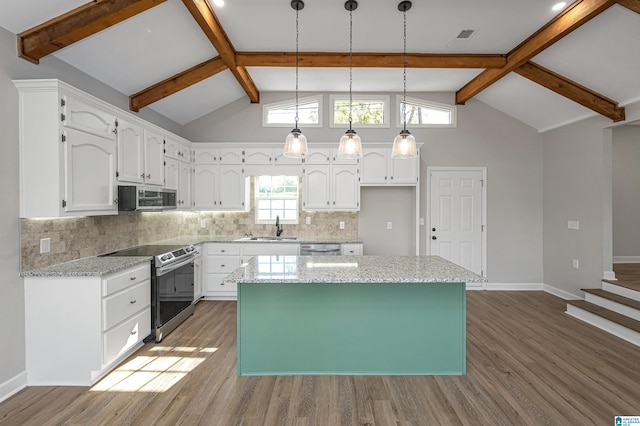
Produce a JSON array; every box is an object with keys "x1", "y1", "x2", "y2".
[
  {"x1": 330, "y1": 94, "x2": 390, "y2": 128},
  {"x1": 262, "y1": 95, "x2": 322, "y2": 127},
  {"x1": 397, "y1": 95, "x2": 457, "y2": 127},
  {"x1": 255, "y1": 176, "x2": 299, "y2": 224}
]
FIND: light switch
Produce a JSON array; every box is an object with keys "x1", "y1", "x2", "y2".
[
  {"x1": 40, "y1": 238, "x2": 51, "y2": 254},
  {"x1": 387, "y1": 222, "x2": 393, "y2": 230},
  {"x1": 306, "y1": 216, "x2": 311, "y2": 225},
  {"x1": 200, "y1": 219, "x2": 206, "y2": 228},
  {"x1": 568, "y1": 220, "x2": 579, "y2": 230},
  {"x1": 339, "y1": 221, "x2": 345, "y2": 230},
  {"x1": 572, "y1": 259, "x2": 579, "y2": 269}
]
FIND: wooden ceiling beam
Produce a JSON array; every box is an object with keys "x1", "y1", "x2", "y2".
[
  {"x1": 456, "y1": 0, "x2": 617, "y2": 105},
  {"x1": 515, "y1": 61, "x2": 625, "y2": 121},
  {"x1": 181, "y1": 0, "x2": 259, "y2": 103},
  {"x1": 130, "y1": 56, "x2": 228, "y2": 112},
  {"x1": 617, "y1": 0, "x2": 640, "y2": 13},
  {"x1": 236, "y1": 52, "x2": 507, "y2": 68},
  {"x1": 18, "y1": 0, "x2": 167, "y2": 64}
]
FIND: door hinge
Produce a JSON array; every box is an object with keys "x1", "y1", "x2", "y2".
[
  {"x1": 480, "y1": 179, "x2": 484, "y2": 187},
  {"x1": 60, "y1": 98, "x2": 65, "y2": 107},
  {"x1": 62, "y1": 199, "x2": 67, "y2": 208},
  {"x1": 60, "y1": 113, "x2": 66, "y2": 122},
  {"x1": 61, "y1": 134, "x2": 66, "y2": 143},
  {"x1": 116, "y1": 171, "x2": 119, "y2": 178},
  {"x1": 115, "y1": 119, "x2": 118, "y2": 128}
]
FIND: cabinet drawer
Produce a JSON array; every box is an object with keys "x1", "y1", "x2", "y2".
[
  {"x1": 205, "y1": 273, "x2": 237, "y2": 295},
  {"x1": 207, "y1": 256, "x2": 241, "y2": 273},
  {"x1": 341, "y1": 244, "x2": 363, "y2": 256},
  {"x1": 103, "y1": 263, "x2": 150, "y2": 296},
  {"x1": 206, "y1": 243, "x2": 241, "y2": 255},
  {"x1": 103, "y1": 308, "x2": 151, "y2": 367},
  {"x1": 103, "y1": 280, "x2": 151, "y2": 330}
]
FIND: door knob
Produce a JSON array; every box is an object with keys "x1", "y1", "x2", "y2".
[
  {"x1": 432, "y1": 228, "x2": 436, "y2": 232},
  {"x1": 432, "y1": 236, "x2": 437, "y2": 240}
]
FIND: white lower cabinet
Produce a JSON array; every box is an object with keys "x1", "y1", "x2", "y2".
[
  {"x1": 24, "y1": 263, "x2": 151, "y2": 386},
  {"x1": 193, "y1": 244, "x2": 203, "y2": 302},
  {"x1": 203, "y1": 242, "x2": 300, "y2": 300}
]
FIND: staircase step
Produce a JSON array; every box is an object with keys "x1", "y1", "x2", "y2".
[
  {"x1": 601, "y1": 280, "x2": 640, "y2": 301},
  {"x1": 583, "y1": 288, "x2": 640, "y2": 321},
  {"x1": 566, "y1": 300, "x2": 640, "y2": 347}
]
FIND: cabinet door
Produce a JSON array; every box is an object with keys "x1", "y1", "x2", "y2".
[
  {"x1": 63, "y1": 128, "x2": 117, "y2": 214},
  {"x1": 331, "y1": 149, "x2": 358, "y2": 165},
  {"x1": 390, "y1": 156, "x2": 419, "y2": 184},
  {"x1": 62, "y1": 94, "x2": 115, "y2": 139},
  {"x1": 179, "y1": 162, "x2": 192, "y2": 209},
  {"x1": 193, "y1": 165, "x2": 219, "y2": 209},
  {"x1": 164, "y1": 138, "x2": 181, "y2": 161},
  {"x1": 304, "y1": 147, "x2": 331, "y2": 165},
  {"x1": 332, "y1": 166, "x2": 360, "y2": 210},
  {"x1": 194, "y1": 147, "x2": 218, "y2": 164},
  {"x1": 193, "y1": 253, "x2": 203, "y2": 301},
  {"x1": 244, "y1": 148, "x2": 273, "y2": 165},
  {"x1": 219, "y1": 166, "x2": 247, "y2": 210},
  {"x1": 303, "y1": 166, "x2": 331, "y2": 210},
  {"x1": 219, "y1": 148, "x2": 243, "y2": 165},
  {"x1": 274, "y1": 151, "x2": 303, "y2": 166},
  {"x1": 360, "y1": 148, "x2": 388, "y2": 184},
  {"x1": 164, "y1": 158, "x2": 180, "y2": 191},
  {"x1": 143, "y1": 130, "x2": 165, "y2": 186},
  {"x1": 116, "y1": 118, "x2": 145, "y2": 184}
]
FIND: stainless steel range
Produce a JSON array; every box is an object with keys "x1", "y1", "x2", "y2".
[{"x1": 104, "y1": 244, "x2": 197, "y2": 342}]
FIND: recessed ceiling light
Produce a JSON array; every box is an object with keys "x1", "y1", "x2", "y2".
[
  {"x1": 552, "y1": 2, "x2": 567, "y2": 11},
  {"x1": 213, "y1": 0, "x2": 224, "y2": 6}
]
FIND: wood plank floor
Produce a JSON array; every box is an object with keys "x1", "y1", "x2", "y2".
[{"x1": 2, "y1": 291, "x2": 639, "y2": 425}]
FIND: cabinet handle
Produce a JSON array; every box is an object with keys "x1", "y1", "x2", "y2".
[
  {"x1": 130, "y1": 276, "x2": 136, "y2": 280},
  {"x1": 221, "y1": 264, "x2": 225, "y2": 267},
  {"x1": 221, "y1": 250, "x2": 226, "y2": 253},
  {"x1": 130, "y1": 330, "x2": 137, "y2": 336},
  {"x1": 221, "y1": 282, "x2": 225, "y2": 286},
  {"x1": 130, "y1": 299, "x2": 137, "y2": 304},
  {"x1": 146, "y1": 174, "x2": 151, "y2": 179},
  {"x1": 140, "y1": 173, "x2": 145, "y2": 178}
]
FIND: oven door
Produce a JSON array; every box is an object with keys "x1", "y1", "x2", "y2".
[{"x1": 153, "y1": 256, "x2": 195, "y2": 335}]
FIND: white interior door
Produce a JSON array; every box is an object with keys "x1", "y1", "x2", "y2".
[{"x1": 429, "y1": 168, "x2": 485, "y2": 276}]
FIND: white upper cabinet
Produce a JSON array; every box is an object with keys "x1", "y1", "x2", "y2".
[
  {"x1": 360, "y1": 146, "x2": 419, "y2": 185},
  {"x1": 143, "y1": 129, "x2": 165, "y2": 186},
  {"x1": 14, "y1": 79, "x2": 118, "y2": 218},
  {"x1": 244, "y1": 147, "x2": 303, "y2": 176},
  {"x1": 303, "y1": 165, "x2": 359, "y2": 211},
  {"x1": 116, "y1": 118, "x2": 145, "y2": 184},
  {"x1": 193, "y1": 145, "x2": 243, "y2": 165},
  {"x1": 193, "y1": 163, "x2": 248, "y2": 211},
  {"x1": 244, "y1": 148, "x2": 272, "y2": 165},
  {"x1": 165, "y1": 137, "x2": 191, "y2": 163},
  {"x1": 304, "y1": 147, "x2": 332, "y2": 165}
]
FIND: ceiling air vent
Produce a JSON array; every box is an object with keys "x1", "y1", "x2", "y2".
[{"x1": 456, "y1": 29, "x2": 475, "y2": 39}]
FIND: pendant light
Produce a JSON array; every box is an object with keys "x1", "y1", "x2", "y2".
[
  {"x1": 283, "y1": 0, "x2": 308, "y2": 158},
  {"x1": 338, "y1": 0, "x2": 362, "y2": 159},
  {"x1": 392, "y1": 0, "x2": 418, "y2": 159}
]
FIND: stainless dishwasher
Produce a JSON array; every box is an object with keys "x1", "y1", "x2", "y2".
[{"x1": 300, "y1": 243, "x2": 341, "y2": 256}]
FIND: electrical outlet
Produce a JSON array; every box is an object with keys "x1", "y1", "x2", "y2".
[
  {"x1": 40, "y1": 238, "x2": 51, "y2": 254},
  {"x1": 339, "y1": 221, "x2": 345, "y2": 230},
  {"x1": 199, "y1": 219, "x2": 206, "y2": 228},
  {"x1": 572, "y1": 259, "x2": 579, "y2": 269},
  {"x1": 387, "y1": 221, "x2": 393, "y2": 230},
  {"x1": 306, "y1": 216, "x2": 311, "y2": 225},
  {"x1": 568, "y1": 220, "x2": 580, "y2": 230}
]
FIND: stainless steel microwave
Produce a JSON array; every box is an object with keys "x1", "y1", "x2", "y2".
[{"x1": 118, "y1": 186, "x2": 177, "y2": 211}]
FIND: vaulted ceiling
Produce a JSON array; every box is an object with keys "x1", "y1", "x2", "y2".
[{"x1": 2, "y1": 0, "x2": 639, "y2": 131}]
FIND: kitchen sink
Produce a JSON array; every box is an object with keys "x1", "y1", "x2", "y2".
[{"x1": 235, "y1": 236, "x2": 298, "y2": 241}]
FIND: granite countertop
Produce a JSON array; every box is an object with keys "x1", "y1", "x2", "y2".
[
  {"x1": 21, "y1": 256, "x2": 152, "y2": 278},
  {"x1": 225, "y1": 255, "x2": 487, "y2": 284}
]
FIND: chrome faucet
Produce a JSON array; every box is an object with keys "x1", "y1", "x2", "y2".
[{"x1": 275, "y1": 215, "x2": 283, "y2": 237}]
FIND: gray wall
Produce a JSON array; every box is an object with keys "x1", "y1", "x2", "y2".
[
  {"x1": 0, "y1": 25, "x2": 181, "y2": 395},
  {"x1": 612, "y1": 125, "x2": 640, "y2": 258},
  {"x1": 542, "y1": 102, "x2": 640, "y2": 298},
  {"x1": 183, "y1": 92, "x2": 545, "y2": 284}
]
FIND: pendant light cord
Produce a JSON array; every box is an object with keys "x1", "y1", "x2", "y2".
[
  {"x1": 348, "y1": 7, "x2": 353, "y2": 131},
  {"x1": 402, "y1": 7, "x2": 407, "y2": 132},
  {"x1": 295, "y1": 6, "x2": 300, "y2": 128}
]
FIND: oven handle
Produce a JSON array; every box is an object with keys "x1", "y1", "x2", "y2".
[{"x1": 156, "y1": 255, "x2": 195, "y2": 276}]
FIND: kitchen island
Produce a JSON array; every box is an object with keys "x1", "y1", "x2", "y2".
[{"x1": 225, "y1": 255, "x2": 486, "y2": 376}]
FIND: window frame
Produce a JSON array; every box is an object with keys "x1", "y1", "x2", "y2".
[
  {"x1": 262, "y1": 95, "x2": 323, "y2": 128},
  {"x1": 329, "y1": 94, "x2": 390, "y2": 128},
  {"x1": 396, "y1": 95, "x2": 457, "y2": 128},
  {"x1": 254, "y1": 175, "x2": 300, "y2": 225}
]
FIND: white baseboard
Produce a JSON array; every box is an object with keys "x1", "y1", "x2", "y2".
[
  {"x1": 0, "y1": 371, "x2": 27, "y2": 404},
  {"x1": 613, "y1": 256, "x2": 640, "y2": 263},
  {"x1": 602, "y1": 270, "x2": 616, "y2": 280},
  {"x1": 542, "y1": 284, "x2": 582, "y2": 300},
  {"x1": 484, "y1": 282, "x2": 544, "y2": 291}
]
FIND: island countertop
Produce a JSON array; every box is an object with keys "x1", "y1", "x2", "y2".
[{"x1": 226, "y1": 255, "x2": 486, "y2": 284}]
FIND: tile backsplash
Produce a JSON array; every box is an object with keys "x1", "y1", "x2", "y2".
[{"x1": 21, "y1": 209, "x2": 358, "y2": 271}]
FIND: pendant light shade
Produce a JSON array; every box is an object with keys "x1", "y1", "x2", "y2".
[
  {"x1": 338, "y1": 0, "x2": 362, "y2": 158},
  {"x1": 283, "y1": 0, "x2": 308, "y2": 158},
  {"x1": 392, "y1": 0, "x2": 418, "y2": 159}
]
